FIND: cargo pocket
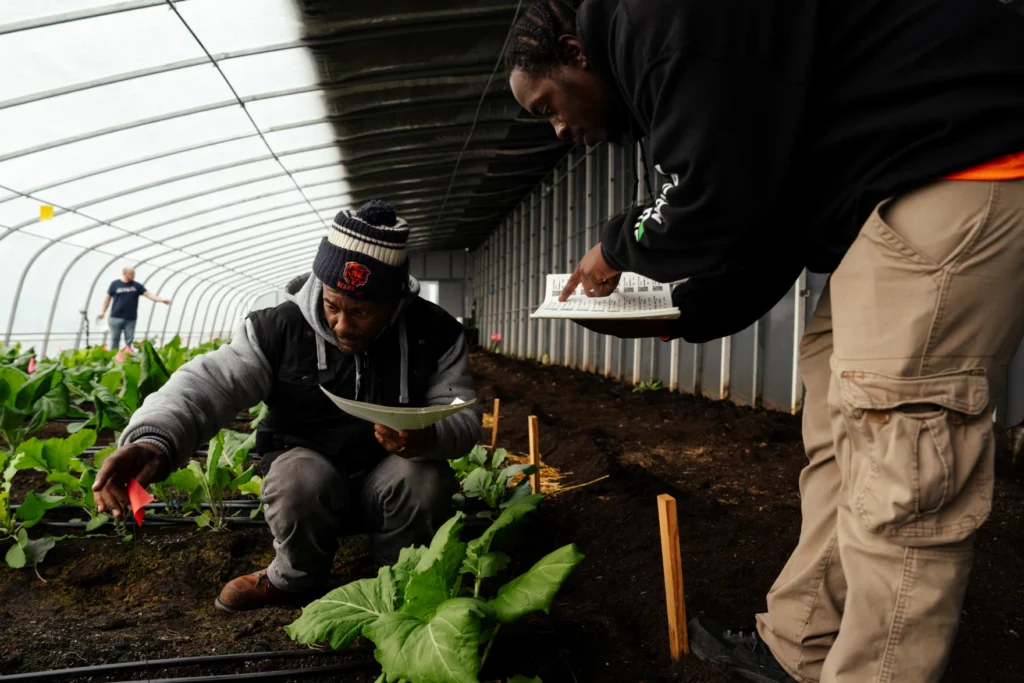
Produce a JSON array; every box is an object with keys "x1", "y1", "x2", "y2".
[{"x1": 839, "y1": 368, "x2": 993, "y2": 545}]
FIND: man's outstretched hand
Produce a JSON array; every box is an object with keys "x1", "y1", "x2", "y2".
[
  {"x1": 560, "y1": 243, "x2": 622, "y2": 301},
  {"x1": 374, "y1": 424, "x2": 435, "y2": 458},
  {"x1": 92, "y1": 443, "x2": 167, "y2": 518}
]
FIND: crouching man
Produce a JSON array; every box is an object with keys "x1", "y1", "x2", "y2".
[{"x1": 91, "y1": 200, "x2": 481, "y2": 612}]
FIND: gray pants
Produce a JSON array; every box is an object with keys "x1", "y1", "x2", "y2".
[
  {"x1": 108, "y1": 316, "x2": 136, "y2": 349},
  {"x1": 261, "y1": 447, "x2": 455, "y2": 592}
]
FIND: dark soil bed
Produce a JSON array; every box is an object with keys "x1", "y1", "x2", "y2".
[{"x1": 1, "y1": 351, "x2": 1021, "y2": 682}]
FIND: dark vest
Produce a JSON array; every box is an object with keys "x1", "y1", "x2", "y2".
[{"x1": 247, "y1": 296, "x2": 464, "y2": 474}]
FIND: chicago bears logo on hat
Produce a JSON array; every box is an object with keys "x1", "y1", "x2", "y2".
[{"x1": 342, "y1": 261, "x2": 371, "y2": 287}]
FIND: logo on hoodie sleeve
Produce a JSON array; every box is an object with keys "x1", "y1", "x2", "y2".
[{"x1": 634, "y1": 164, "x2": 680, "y2": 243}]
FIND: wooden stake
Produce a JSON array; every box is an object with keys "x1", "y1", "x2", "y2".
[
  {"x1": 489, "y1": 398, "x2": 501, "y2": 449},
  {"x1": 527, "y1": 415, "x2": 542, "y2": 495},
  {"x1": 657, "y1": 493, "x2": 689, "y2": 660}
]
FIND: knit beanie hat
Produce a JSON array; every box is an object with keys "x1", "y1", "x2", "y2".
[{"x1": 313, "y1": 200, "x2": 410, "y2": 300}]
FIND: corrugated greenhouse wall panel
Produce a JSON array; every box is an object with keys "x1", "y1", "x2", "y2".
[{"x1": 467, "y1": 140, "x2": 1024, "y2": 427}]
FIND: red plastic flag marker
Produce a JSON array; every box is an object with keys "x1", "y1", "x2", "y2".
[
  {"x1": 27, "y1": 358, "x2": 35, "y2": 373},
  {"x1": 127, "y1": 478, "x2": 154, "y2": 527}
]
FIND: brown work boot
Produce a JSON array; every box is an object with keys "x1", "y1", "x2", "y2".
[{"x1": 214, "y1": 569, "x2": 317, "y2": 613}]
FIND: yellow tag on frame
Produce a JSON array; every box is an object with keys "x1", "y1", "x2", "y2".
[{"x1": 40, "y1": 205, "x2": 54, "y2": 221}]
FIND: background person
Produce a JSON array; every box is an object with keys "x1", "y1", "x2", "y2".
[
  {"x1": 91, "y1": 201, "x2": 481, "y2": 612},
  {"x1": 505, "y1": 1, "x2": 1024, "y2": 682},
  {"x1": 97, "y1": 267, "x2": 171, "y2": 349}
]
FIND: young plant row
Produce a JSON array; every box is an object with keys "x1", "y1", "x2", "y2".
[
  {"x1": 0, "y1": 337, "x2": 221, "y2": 454},
  {"x1": 1, "y1": 424, "x2": 265, "y2": 571},
  {"x1": 287, "y1": 492, "x2": 577, "y2": 683}
]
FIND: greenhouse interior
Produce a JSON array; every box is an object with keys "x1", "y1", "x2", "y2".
[{"x1": 1, "y1": 1, "x2": 1023, "y2": 682}]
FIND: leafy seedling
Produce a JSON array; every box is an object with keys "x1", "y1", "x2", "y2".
[
  {"x1": 632, "y1": 379, "x2": 663, "y2": 393},
  {"x1": 450, "y1": 446, "x2": 536, "y2": 517}
]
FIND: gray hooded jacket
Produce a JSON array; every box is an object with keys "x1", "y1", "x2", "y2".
[{"x1": 121, "y1": 274, "x2": 480, "y2": 470}]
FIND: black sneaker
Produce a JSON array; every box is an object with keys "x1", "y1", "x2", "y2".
[{"x1": 689, "y1": 616, "x2": 798, "y2": 683}]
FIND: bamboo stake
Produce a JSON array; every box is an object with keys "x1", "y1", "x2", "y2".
[
  {"x1": 489, "y1": 398, "x2": 501, "y2": 449},
  {"x1": 527, "y1": 415, "x2": 542, "y2": 494},
  {"x1": 657, "y1": 493, "x2": 689, "y2": 660}
]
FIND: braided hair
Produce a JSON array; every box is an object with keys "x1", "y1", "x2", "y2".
[{"x1": 503, "y1": 0, "x2": 582, "y2": 77}]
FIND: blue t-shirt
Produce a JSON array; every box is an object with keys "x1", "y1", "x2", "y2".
[{"x1": 107, "y1": 280, "x2": 147, "y2": 320}]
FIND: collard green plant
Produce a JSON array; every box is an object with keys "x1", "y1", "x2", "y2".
[
  {"x1": 450, "y1": 446, "x2": 535, "y2": 517},
  {"x1": 0, "y1": 450, "x2": 66, "y2": 570},
  {"x1": 168, "y1": 430, "x2": 261, "y2": 529},
  {"x1": 286, "y1": 494, "x2": 579, "y2": 683},
  {"x1": 14, "y1": 430, "x2": 111, "y2": 531},
  {"x1": 0, "y1": 366, "x2": 67, "y2": 452}
]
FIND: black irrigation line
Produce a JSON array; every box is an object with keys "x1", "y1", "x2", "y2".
[
  {"x1": 103, "y1": 663, "x2": 374, "y2": 683},
  {"x1": 11, "y1": 502, "x2": 260, "y2": 513},
  {"x1": 40, "y1": 516, "x2": 267, "y2": 530},
  {"x1": 0, "y1": 646, "x2": 373, "y2": 683}
]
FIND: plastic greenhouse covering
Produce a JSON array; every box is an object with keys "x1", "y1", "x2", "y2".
[{"x1": 0, "y1": 0, "x2": 347, "y2": 354}]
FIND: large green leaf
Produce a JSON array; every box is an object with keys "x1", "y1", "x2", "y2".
[
  {"x1": 138, "y1": 341, "x2": 170, "y2": 401},
  {"x1": 46, "y1": 471, "x2": 83, "y2": 491},
  {"x1": 21, "y1": 536, "x2": 58, "y2": 567},
  {"x1": 13, "y1": 368, "x2": 64, "y2": 411},
  {"x1": 489, "y1": 448, "x2": 508, "y2": 469},
  {"x1": 0, "y1": 368, "x2": 27, "y2": 401},
  {"x1": 415, "y1": 513, "x2": 465, "y2": 573},
  {"x1": 64, "y1": 404, "x2": 91, "y2": 420},
  {"x1": 236, "y1": 475, "x2": 262, "y2": 497},
  {"x1": 461, "y1": 467, "x2": 491, "y2": 500},
  {"x1": 462, "y1": 494, "x2": 544, "y2": 578},
  {"x1": 403, "y1": 523, "x2": 468, "y2": 621},
  {"x1": 120, "y1": 363, "x2": 141, "y2": 413},
  {"x1": 5, "y1": 542, "x2": 26, "y2": 569},
  {"x1": 365, "y1": 597, "x2": 491, "y2": 683},
  {"x1": 67, "y1": 429, "x2": 97, "y2": 455},
  {"x1": 16, "y1": 491, "x2": 66, "y2": 527},
  {"x1": 206, "y1": 432, "x2": 224, "y2": 483},
  {"x1": 182, "y1": 461, "x2": 210, "y2": 504},
  {"x1": 473, "y1": 552, "x2": 510, "y2": 581},
  {"x1": 392, "y1": 545, "x2": 426, "y2": 597},
  {"x1": 92, "y1": 446, "x2": 115, "y2": 469},
  {"x1": 99, "y1": 370, "x2": 124, "y2": 395},
  {"x1": 229, "y1": 465, "x2": 256, "y2": 490},
  {"x1": 488, "y1": 544, "x2": 584, "y2": 624},
  {"x1": 16, "y1": 430, "x2": 96, "y2": 474},
  {"x1": 220, "y1": 429, "x2": 253, "y2": 469},
  {"x1": 285, "y1": 566, "x2": 399, "y2": 648},
  {"x1": 85, "y1": 513, "x2": 109, "y2": 532},
  {"x1": 0, "y1": 378, "x2": 9, "y2": 405}
]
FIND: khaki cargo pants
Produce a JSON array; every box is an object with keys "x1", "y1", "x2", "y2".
[{"x1": 757, "y1": 179, "x2": 1024, "y2": 682}]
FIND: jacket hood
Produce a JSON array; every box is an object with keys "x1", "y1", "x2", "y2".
[{"x1": 284, "y1": 271, "x2": 421, "y2": 347}]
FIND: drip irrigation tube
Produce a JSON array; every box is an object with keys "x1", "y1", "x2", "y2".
[
  {"x1": 0, "y1": 647, "x2": 372, "y2": 682},
  {"x1": 11, "y1": 502, "x2": 260, "y2": 513},
  {"x1": 106, "y1": 662, "x2": 374, "y2": 683},
  {"x1": 40, "y1": 516, "x2": 267, "y2": 529}
]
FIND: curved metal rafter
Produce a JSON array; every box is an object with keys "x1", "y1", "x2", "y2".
[{"x1": 2, "y1": 0, "x2": 581, "y2": 348}]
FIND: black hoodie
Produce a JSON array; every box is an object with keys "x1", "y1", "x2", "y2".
[{"x1": 577, "y1": 0, "x2": 1024, "y2": 342}]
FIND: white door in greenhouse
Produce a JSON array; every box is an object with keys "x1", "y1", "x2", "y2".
[{"x1": 418, "y1": 280, "x2": 439, "y2": 306}]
